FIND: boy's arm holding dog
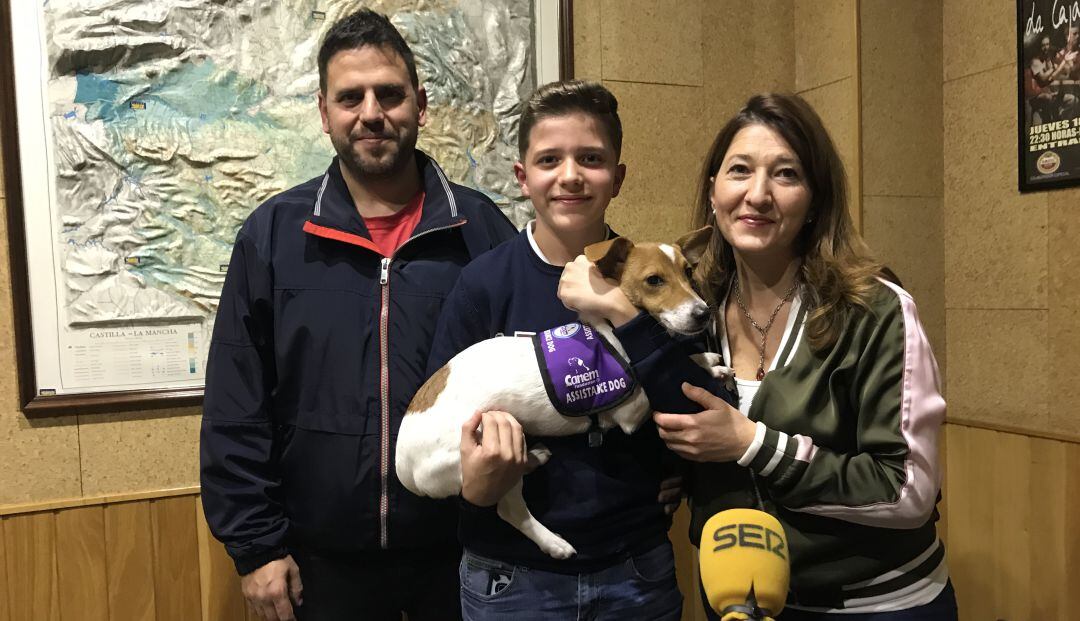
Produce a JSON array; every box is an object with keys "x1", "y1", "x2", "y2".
[{"x1": 426, "y1": 271, "x2": 532, "y2": 508}]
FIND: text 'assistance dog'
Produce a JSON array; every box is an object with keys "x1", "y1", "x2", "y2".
[{"x1": 395, "y1": 227, "x2": 721, "y2": 559}]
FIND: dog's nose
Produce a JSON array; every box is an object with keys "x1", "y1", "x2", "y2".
[{"x1": 691, "y1": 305, "x2": 710, "y2": 324}]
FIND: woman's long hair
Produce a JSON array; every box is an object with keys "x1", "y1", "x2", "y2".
[{"x1": 693, "y1": 93, "x2": 882, "y2": 351}]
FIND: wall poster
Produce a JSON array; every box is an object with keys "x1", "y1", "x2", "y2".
[
  {"x1": 1019, "y1": 0, "x2": 1080, "y2": 190},
  {"x1": 0, "y1": 0, "x2": 572, "y2": 414}
]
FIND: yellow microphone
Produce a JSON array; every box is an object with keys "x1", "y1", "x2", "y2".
[{"x1": 699, "y1": 509, "x2": 789, "y2": 621}]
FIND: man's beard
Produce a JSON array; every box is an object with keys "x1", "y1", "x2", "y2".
[{"x1": 332, "y1": 128, "x2": 418, "y2": 179}]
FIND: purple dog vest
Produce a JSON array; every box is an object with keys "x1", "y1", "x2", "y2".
[{"x1": 532, "y1": 322, "x2": 637, "y2": 424}]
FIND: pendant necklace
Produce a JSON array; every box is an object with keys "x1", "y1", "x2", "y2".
[{"x1": 732, "y1": 277, "x2": 799, "y2": 381}]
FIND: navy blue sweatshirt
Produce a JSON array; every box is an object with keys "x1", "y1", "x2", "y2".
[{"x1": 426, "y1": 228, "x2": 734, "y2": 573}]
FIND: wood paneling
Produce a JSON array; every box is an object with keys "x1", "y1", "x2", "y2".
[
  {"x1": 944, "y1": 423, "x2": 1080, "y2": 621},
  {"x1": 3, "y1": 512, "x2": 59, "y2": 621},
  {"x1": 55, "y1": 506, "x2": 109, "y2": 621},
  {"x1": 0, "y1": 515, "x2": 10, "y2": 621},
  {"x1": 1, "y1": 495, "x2": 254, "y2": 621},
  {"x1": 149, "y1": 496, "x2": 201, "y2": 621},
  {"x1": 196, "y1": 501, "x2": 247, "y2": 621},
  {"x1": 0, "y1": 449, "x2": 1074, "y2": 621},
  {"x1": 104, "y1": 501, "x2": 156, "y2": 621}
]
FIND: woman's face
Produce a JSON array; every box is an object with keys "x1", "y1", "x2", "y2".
[{"x1": 710, "y1": 124, "x2": 813, "y2": 264}]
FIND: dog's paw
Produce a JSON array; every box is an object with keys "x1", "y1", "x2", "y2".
[
  {"x1": 526, "y1": 444, "x2": 552, "y2": 471},
  {"x1": 690, "y1": 353, "x2": 733, "y2": 378},
  {"x1": 539, "y1": 534, "x2": 577, "y2": 560}
]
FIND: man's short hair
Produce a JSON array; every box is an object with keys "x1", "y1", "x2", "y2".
[
  {"x1": 518, "y1": 80, "x2": 623, "y2": 159},
  {"x1": 318, "y1": 9, "x2": 419, "y2": 92}
]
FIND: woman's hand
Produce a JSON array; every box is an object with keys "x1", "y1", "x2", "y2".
[
  {"x1": 653, "y1": 383, "x2": 758, "y2": 462},
  {"x1": 558, "y1": 255, "x2": 638, "y2": 327},
  {"x1": 460, "y1": 410, "x2": 530, "y2": 507}
]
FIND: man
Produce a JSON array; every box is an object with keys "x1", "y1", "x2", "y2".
[
  {"x1": 200, "y1": 9, "x2": 516, "y2": 621},
  {"x1": 1030, "y1": 34, "x2": 1077, "y2": 123}
]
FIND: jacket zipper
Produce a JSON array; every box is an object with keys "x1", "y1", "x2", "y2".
[
  {"x1": 378, "y1": 256, "x2": 392, "y2": 548},
  {"x1": 377, "y1": 220, "x2": 465, "y2": 550}
]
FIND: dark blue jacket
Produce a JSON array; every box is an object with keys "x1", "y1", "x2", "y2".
[
  {"x1": 426, "y1": 229, "x2": 734, "y2": 573},
  {"x1": 200, "y1": 152, "x2": 517, "y2": 574}
]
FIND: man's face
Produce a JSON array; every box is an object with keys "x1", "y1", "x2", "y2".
[
  {"x1": 1068, "y1": 27, "x2": 1078, "y2": 49},
  {"x1": 318, "y1": 45, "x2": 426, "y2": 179},
  {"x1": 1042, "y1": 37, "x2": 1052, "y2": 56}
]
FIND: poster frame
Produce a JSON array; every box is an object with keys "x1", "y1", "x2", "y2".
[{"x1": 1017, "y1": 0, "x2": 1080, "y2": 192}]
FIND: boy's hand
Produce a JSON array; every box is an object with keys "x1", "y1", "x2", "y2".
[
  {"x1": 461, "y1": 410, "x2": 530, "y2": 507},
  {"x1": 657, "y1": 475, "x2": 684, "y2": 515},
  {"x1": 558, "y1": 256, "x2": 638, "y2": 327}
]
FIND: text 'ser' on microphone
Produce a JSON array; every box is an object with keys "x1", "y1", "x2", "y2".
[{"x1": 699, "y1": 509, "x2": 789, "y2": 621}]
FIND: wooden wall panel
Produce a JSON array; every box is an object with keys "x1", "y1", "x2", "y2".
[
  {"x1": 0, "y1": 517, "x2": 10, "y2": 621},
  {"x1": 196, "y1": 502, "x2": 247, "y2": 621},
  {"x1": 1029, "y1": 437, "x2": 1067, "y2": 620},
  {"x1": 943, "y1": 424, "x2": 1080, "y2": 621},
  {"x1": 670, "y1": 505, "x2": 696, "y2": 621},
  {"x1": 1066, "y1": 446, "x2": 1080, "y2": 614},
  {"x1": 55, "y1": 506, "x2": 109, "y2": 621},
  {"x1": 3, "y1": 513, "x2": 59, "y2": 621},
  {"x1": 150, "y1": 497, "x2": 201, "y2": 621},
  {"x1": 0, "y1": 465, "x2": 1075, "y2": 621},
  {"x1": 104, "y1": 501, "x2": 156, "y2": 621}
]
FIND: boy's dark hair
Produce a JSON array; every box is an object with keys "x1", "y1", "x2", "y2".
[
  {"x1": 318, "y1": 9, "x2": 419, "y2": 93},
  {"x1": 518, "y1": 80, "x2": 622, "y2": 159}
]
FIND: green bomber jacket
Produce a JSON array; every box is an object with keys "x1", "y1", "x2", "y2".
[{"x1": 690, "y1": 278, "x2": 948, "y2": 610}]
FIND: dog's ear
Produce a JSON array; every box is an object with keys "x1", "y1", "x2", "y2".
[
  {"x1": 584, "y1": 237, "x2": 633, "y2": 280},
  {"x1": 674, "y1": 226, "x2": 713, "y2": 267}
]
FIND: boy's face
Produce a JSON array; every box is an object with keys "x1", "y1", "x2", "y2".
[{"x1": 514, "y1": 113, "x2": 625, "y2": 236}]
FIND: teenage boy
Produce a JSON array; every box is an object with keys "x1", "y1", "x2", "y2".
[
  {"x1": 426, "y1": 80, "x2": 725, "y2": 620},
  {"x1": 200, "y1": 9, "x2": 516, "y2": 621}
]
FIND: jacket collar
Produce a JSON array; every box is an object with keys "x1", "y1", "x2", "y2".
[{"x1": 304, "y1": 150, "x2": 467, "y2": 252}]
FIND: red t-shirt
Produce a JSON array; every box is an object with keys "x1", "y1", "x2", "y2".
[{"x1": 362, "y1": 192, "x2": 425, "y2": 257}]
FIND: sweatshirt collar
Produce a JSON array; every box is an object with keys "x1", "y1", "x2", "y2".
[
  {"x1": 524, "y1": 219, "x2": 616, "y2": 266},
  {"x1": 306, "y1": 150, "x2": 465, "y2": 245}
]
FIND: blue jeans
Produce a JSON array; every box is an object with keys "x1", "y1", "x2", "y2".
[{"x1": 459, "y1": 542, "x2": 683, "y2": 620}]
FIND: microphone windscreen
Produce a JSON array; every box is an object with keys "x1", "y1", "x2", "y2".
[{"x1": 699, "y1": 509, "x2": 789, "y2": 620}]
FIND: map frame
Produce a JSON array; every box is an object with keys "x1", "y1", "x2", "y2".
[{"x1": 0, "y1": 0, "x2": 574, "y2": 415}]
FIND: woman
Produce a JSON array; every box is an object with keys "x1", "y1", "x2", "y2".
[{"x1": 558, "y1": 93, "x2": 957, "y2": 619}]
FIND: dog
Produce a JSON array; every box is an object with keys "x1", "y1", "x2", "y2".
[
  {"x1": 567, "y1": 356, "x2": 591, "y2": 372},
  {"x1": 395, "y1": 226, "x2": 722, "y2": 559}
]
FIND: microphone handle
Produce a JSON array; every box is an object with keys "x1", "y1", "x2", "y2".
[{"x1": 719, "y1": 603, "x2": 775, "y2": 621}]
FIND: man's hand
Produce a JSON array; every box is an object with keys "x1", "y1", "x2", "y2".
[
  {"x1": 241, "y1": 555, "x2": 303, "y2": 621},
  {"x1": 460, "y1": 410, "x2": 530, "y2": 507},
  {"x1": 654, "y1": 383, "x2": 758, "y2": 463}
]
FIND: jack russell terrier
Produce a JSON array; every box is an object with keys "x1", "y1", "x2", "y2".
[{"x1": 395, "y1": 226, "x2": 724, "y2": 559}]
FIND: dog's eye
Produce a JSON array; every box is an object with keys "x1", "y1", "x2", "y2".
[
  {"x1": 685, "y1": 266, "x2": 694, "y2": 280},
  {"x1": 646, "y1": 275, "x2": 664, "y2": 287}
]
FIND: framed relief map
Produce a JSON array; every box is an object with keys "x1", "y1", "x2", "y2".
[{"x1": 0, "y1": 0, "x2": 572, "y2": 413}]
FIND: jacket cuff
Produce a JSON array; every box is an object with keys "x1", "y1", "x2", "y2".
[
  {"x1": 458, "y1": 495, "x2": 499, "y2": 514},
  {"x1": 738, "y1": 423, "x2": 814, "y2": 490},
  {"x1": 233, "y1": 546, "x2": 289, "y2": 576},
  {"x1": 736, "y1": 421, "x2": 768, "y2": 467}
]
